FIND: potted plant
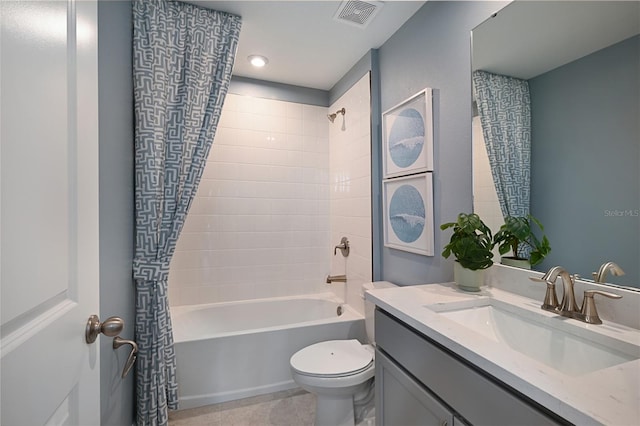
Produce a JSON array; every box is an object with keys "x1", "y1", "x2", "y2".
[
  {"x1": 440, "y1": 213, "x2": 494, "y2": 292},
  {"x1": 493, "y1": 215, "x2": 551, "y2": 269}
]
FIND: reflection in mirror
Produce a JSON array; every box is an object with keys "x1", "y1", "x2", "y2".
[{"x1": 471, "y1": 1, "x2": 639, "y2": 288}]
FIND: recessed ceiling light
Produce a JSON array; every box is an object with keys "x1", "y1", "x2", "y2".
[{"x1": 248, "y1": 55, "x2": 268, "y2": 68}]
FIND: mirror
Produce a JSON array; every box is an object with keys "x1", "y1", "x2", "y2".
[{"x1": 472, "y1": 1, "x2": 639, "y2": 288}]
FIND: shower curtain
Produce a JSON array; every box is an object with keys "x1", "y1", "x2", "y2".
[
  {"x1": 472, "y1": 70, "x2": 531, "y2": 222},
  {"x1": 132, "y1": 1, "x2": 241, "y2": 424}
]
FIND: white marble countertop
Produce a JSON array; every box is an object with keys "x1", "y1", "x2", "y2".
[{"x1": 366, "y1": 283, "x2": 640, "y2": 425}]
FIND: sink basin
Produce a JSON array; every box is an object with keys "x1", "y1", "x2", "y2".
[{"x1": 425, "y1": 298, "x2": 640, "y2": 376}]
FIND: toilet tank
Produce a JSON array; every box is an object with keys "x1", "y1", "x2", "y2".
[{"x1": 361, "y1": 281, "x2": 397, "y2": 344}]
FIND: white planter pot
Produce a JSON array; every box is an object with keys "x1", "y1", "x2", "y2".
[
  {"x1": 500, "y1": 257, "x2": 531, "y2": 270},
  {"x1": 454, "y1": 262, "x2": 485, "y2": 292}
]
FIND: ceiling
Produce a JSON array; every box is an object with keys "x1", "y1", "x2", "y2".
[
  {"x1": 185, "y1": 1, "x2": 426, "y2": 90},
  {"x1": 472, "y1": 1, "x2": 640, "y2": 80}
]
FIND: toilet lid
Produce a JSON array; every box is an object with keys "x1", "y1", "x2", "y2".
[{"x1": 290, "y1": 340, "x2": 374, "y2": 377}]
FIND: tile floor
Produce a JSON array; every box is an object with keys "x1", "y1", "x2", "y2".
[
  {"x1": 169, "y1": 388, "x2": 376, "y2": 426},
  {"x1": 168, "y1": 389, "x2": 316, "y2": 426}
]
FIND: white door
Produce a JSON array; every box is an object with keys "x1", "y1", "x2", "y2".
[{"x1": 1, "y1": 0, "x2": 100, "y2": 424}]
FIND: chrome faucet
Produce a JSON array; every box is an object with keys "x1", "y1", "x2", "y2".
[
  {"x1": 531, "y1": 266, "x2": 623, "y2": 324},
  {"x1": 592, "y1": 261, "x2": 625, "y2": 283},
  {"x1": 326, "y1": 274, "x2": 347, "y2": 283},
  {"x1": 548, "y1": 267, "x2": 580, "y2": 316},
  {"x1": 530, "y1": 266, "x2": 578, "y2": 316}
]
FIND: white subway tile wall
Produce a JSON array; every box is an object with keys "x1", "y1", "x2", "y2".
[
  {"x1": 169, "y1": 93, "x2": 331, "y2": 306},
  {"x1": 328, "y1": 73, "x2": 373, "y2": 316}
]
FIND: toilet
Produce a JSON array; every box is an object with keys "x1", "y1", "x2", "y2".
[{"x1": 290, "y1": 281, "x2": 397, "y2": 426}]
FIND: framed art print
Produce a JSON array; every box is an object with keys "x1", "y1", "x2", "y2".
[
  {"x1": 382, "y1": 88, "x2": 433, "y2": 178},
  {"x1": 383, "y1": 173, "x2": 434, "y2": 256}
]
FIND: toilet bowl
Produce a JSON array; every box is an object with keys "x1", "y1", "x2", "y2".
[{"x1": 289, "y1": 281, "x2": 397, "y2": 426}]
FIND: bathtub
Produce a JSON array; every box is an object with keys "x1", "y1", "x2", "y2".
[{"x1": 172, "y1": 293, "x2": 366, "y2": 409}]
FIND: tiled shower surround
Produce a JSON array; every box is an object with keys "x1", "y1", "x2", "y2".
[
  {"x1": 169, "y1": 74, "x2": 372, "y2": 307},
  {"x1": 328, "y1": 74, "x2": 373, "y2": 314}
]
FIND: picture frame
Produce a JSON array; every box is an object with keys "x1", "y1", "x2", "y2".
[
  {"x1": 382, "y1": 88, "x2": 433, "y2": 178},
  {"x1": 383, "y1": 173, "x2": 434, "y2": 256}
]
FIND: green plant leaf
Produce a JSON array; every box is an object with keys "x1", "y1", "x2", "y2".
[
  {"x1": 493, "y1": 214, "x2": 551, "y2": 265},
  {"x1": 440, "y1": 213, "x2": 495, "y2": 270}
]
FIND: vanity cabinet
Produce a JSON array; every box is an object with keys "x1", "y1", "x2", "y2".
[
  {"x1": 375, "y1": 308, "x2": 567, "y2": 426},
  {"x1": 376, "y1": 349, "x2": 457, "y2": 426}
]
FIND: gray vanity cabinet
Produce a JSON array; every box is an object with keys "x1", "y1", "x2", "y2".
[
  {"x1": 376, "y1": 349, "x2": 455, "y2": 426},
  {"x1": 375, "y1": 309, "x2": 566, "y2": 426}
]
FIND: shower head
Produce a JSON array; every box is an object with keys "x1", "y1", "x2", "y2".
[{"x1": 327, "y1": 107, "x2": 346, "y2": 123}]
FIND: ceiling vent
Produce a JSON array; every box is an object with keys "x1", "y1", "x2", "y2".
[{"x1": 334, "y1": 0, "x2": 384, "y2": 29}]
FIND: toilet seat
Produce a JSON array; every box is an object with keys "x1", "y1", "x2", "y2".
[{"x1": 290, "y1": 340, "x2": 373, "y2": 378}]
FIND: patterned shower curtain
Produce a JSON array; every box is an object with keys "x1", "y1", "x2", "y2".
[
  {"x1": 473, "y1": 70, "x2": 531, "y2": 220},
  {"x1": 132, "y1": 1, "x2": 241, "y2": 424}
]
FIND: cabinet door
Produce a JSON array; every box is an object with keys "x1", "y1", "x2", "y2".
[{"x1": 376, "y1": 349, "x2": 454, "y2": 426}]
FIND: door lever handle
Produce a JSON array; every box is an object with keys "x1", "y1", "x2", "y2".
[{"x1": 113, "y1": 336, "x2": 138, "y2": 378}]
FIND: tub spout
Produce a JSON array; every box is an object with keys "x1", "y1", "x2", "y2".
[{"x1": 326, "y1": 274, "x2": 347, "y2": 283}]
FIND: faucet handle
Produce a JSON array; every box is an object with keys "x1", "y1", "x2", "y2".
[
  {"x1": 529, "y1": 277, "x2": 558, "y2": 311},
  {"x1": 578, "y1": 290, "x2": 623, "y2": 325},
  {"x1": 584, "y1": 289, "x2": 622, "y2": 299},
  {"x1": 529, "y1": 276, "x2": 550, "y2": 283}
]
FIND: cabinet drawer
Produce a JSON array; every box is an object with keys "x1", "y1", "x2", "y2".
[{"x1": 375, "y1": 309, "x2": 565, "y2": 426}]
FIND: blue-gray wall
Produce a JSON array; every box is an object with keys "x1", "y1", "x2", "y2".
[
  {"x1": 377, "y1": 1, "x2": 508, "y2": 285},
  {"x1": 229, "y1": 75, "x2": 329, "y2": 106},
  {"x1": 529, "y1": 35, "x2": 639, "y2": 287},
  {"x1": 328, "y1": 50, "x2": 374, "y2": 105},
  {"x1": 98, "y1": 1, "x2": 135, "y2": 425}
]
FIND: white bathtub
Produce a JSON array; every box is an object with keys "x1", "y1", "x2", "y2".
[{"x1": 172, "y1": 293, "x2": 366, "y2": 409}]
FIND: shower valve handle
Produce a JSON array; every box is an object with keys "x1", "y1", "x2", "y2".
[{"x1": 334, "y1": 237, "x2": 350, "y2": 257}]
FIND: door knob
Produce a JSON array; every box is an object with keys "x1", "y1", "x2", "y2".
[{"x1": 85, "y1": 315, "x2": 124, "y2": 343}]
